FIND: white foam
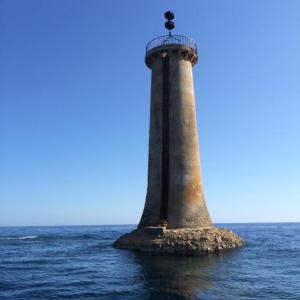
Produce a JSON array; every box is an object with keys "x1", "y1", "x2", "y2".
[{"x1": 18, "y1": 236, "x2": 38, "y2": 240}]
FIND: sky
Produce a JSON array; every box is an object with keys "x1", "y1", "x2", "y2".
[{"x1": 0, "y1": 0, "x2": 299, "y2": 226}]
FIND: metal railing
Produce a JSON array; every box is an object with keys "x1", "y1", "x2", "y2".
[{"x1": 146, "y1": 35, "x2": 197, "y2": 54}]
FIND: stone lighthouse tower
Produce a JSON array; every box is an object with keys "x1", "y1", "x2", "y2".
[
  {"x1": 114, "y1": 12, "x2": 243, "y2": 255},
  {"x1": 139, "y1": 11, "x2": 212, "y2": 229}
]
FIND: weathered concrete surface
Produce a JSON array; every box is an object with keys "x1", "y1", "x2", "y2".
[
  {"x1": 168, "y1": 49, "x2": 211, "y2": 228},
  {"x1": 114, "y1": 226, "x2": 244, "y2": 256},
  {"x1": 139, "y1": 45, "x2": 212, "y2": 229}
]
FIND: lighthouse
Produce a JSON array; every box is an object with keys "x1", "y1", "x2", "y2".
[
  {"x1": 114, "y1": 12, "x2": 243, "y2": 255},
  {"x1": 139, "y1": 11, "x2": 212, "y2": 229}
]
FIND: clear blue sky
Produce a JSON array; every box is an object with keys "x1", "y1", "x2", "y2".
[{"x1": 1, "y1": 0, "x2": 299, "y2": 226}]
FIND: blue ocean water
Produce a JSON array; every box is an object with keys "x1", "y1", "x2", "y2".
[{"x1": 0, "y1": 223, "x2": 299, "y2": 300}]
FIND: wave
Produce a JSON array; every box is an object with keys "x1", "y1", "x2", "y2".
[
  {"x1": 0, "y1": 234, "x2": 101, "y2": 241},
  {"x1": 18, "y1": 236, "x2": 38, "y2": 240},
  {"x1": 38, "y1": 234, "x2": 97, "y2": 240},
  {"x1": 0, "y1": 235, "x2": 38, "y2": 240}
]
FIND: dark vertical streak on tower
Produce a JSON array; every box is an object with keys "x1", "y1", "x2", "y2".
[{"x1": 160, "y1": 54, "x2": 169, "y2": 222}]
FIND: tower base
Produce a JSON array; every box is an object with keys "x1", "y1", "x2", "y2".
[{"x1": 114, "y1": 226, "x2": 244, "y2": 256}]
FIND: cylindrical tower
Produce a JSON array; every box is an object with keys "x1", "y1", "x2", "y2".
[{"x1": 139, "y1": 32, "x2": 213, "y2": 229}]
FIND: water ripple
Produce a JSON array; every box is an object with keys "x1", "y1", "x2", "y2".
[{"x1": 0, "y1": 224, "x2": 299, "y2": 299}]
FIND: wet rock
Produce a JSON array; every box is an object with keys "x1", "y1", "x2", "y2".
[{"x1": 114, "y1": 227, "x2": 244, "y2": 256}]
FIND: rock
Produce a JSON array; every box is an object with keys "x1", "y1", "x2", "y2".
[
  {"x1": 144, "y1": 226, "x2": 166, "y2": 235},
  {"x1": 114, "y1": 227, "x2": 244, "y2": 256}
]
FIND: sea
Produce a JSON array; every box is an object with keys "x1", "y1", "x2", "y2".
[{"x1": 0, "y1": 223, "x2": 299, "y2": 300}]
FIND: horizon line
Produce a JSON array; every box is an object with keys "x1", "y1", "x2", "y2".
[{"x1": 0, "y1": 221, "x2": 299, "y2": 228}]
